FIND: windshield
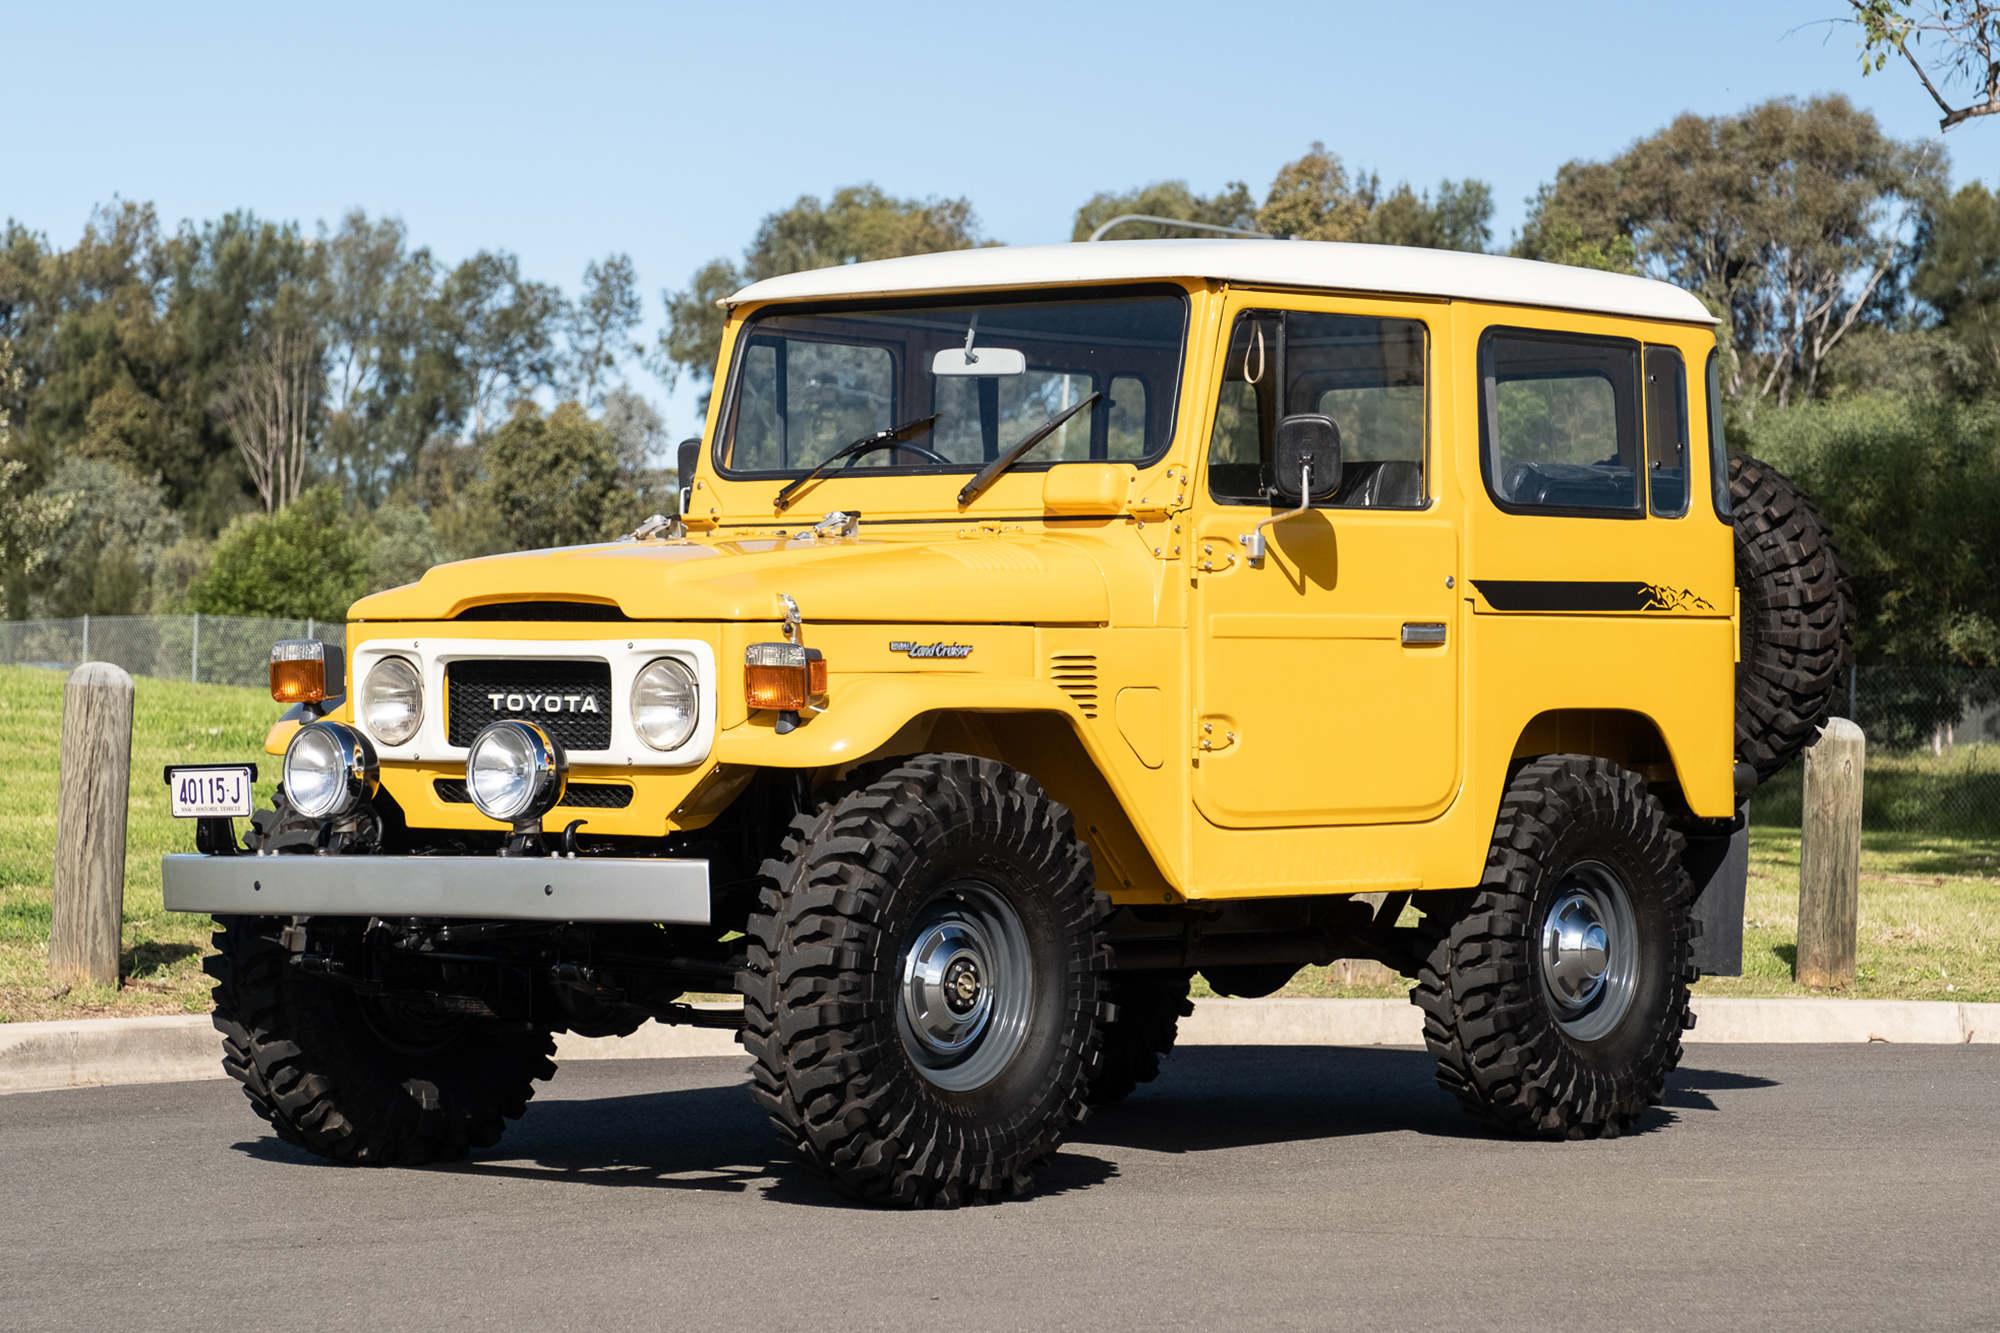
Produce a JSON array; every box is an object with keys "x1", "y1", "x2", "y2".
[{"x1": 719, "y1": 287, "x2": 1187, "y2": 478}]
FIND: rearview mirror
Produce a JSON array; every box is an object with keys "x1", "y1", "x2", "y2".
[
  {"x1": 932, "y1": 347, "x2": 1027, "y2": 377},
  {"x1": 1270, "y1": 414, "x2": 1342, "y2": 502}
]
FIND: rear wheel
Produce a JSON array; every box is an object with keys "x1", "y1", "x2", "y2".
[
  {"x1": 1088, "y1": 971, "x2": 1194, "y2": 1105},
  {"x1": 739, "y1": 754, "x2": 1108, "y2": 1207},
  {"x1": 205, "y1": 916, "x2": 557, "y2": 1164},
  {"x1": 1411, "y1": 755, "x2": 1696, "y2": 1139}
]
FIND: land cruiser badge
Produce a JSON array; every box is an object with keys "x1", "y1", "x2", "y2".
[{"x1": 890, "y1": 641, "x2": 973, "y2": 659}]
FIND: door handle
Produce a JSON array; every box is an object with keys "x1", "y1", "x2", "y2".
[{"x1": 1401, "y1": 622, "x2": 1447, "y2": 645}]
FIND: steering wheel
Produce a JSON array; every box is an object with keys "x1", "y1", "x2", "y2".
[{"x1": 841, "y1": 438, "x2": 954, "y2": 467}]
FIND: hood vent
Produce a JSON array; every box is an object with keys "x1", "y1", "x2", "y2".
[
  {"x1": 1049, "y1": 653, "x2": 1099, "y2": 718},
  {"x1": 454, "y1": 600, "x2": 633, "y2": 622}
]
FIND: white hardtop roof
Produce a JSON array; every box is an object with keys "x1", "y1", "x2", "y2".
[{"x1": 724, "y1": 239, "x2": 1716, "y2": 325}]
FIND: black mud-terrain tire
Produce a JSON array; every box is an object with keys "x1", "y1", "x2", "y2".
[
  {"x1": 1731, "y1": 451, "x2": 1853, "y2": 784},
  {"x1": 1088, "y1": 971, "x2": 1194, "y2": 1105},
  {"x1": 205, "y1": 916, "x2": 556, "y2": 1164},
  {"x1": 739, "y1": 753, "x2": 1109, "y2": 1207},
  {"x1": 1411, "y1": 755, "x2": 1696, "y2": 1139}
]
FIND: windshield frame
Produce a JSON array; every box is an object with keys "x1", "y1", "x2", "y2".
[{"x1": 710, "y1": 283, "x2": 1192, "y2": 484}]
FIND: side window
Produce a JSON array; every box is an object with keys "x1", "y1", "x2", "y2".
[
  {"x1": 1206, "y1": 309, "x2": 1428, "y2": 508},
  {"x1": 731, "y1": 337, "x2": 895, "y2": 471},
  {"x1": 1644, "y1": 346, "x2": 1690, "y2": 518},
  {"x1": 1705, "y1": 350, "x2": 1732, "y2": 521},
  {"x1": 1480, "y1": 328, "x2": 1642, "y2": 515}
]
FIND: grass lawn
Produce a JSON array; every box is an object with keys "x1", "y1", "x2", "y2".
[
  {"x1": 3, "y1": 660, "x2": 1996, "y2": 1021},
  {"x1": 0, "y1": 664, "x2": 279, "y2": 1023}
]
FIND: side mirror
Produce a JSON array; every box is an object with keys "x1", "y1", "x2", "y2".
[
  {"x1": 1271, "y1": 414, "x2": 1342, "y2": 502},
  {"x1": 676, "y1": 438, "x2": 701, "y2": 515}
]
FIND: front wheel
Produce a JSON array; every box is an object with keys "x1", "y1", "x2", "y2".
[
  {"x1": 205, "y1": 916, "x2": 557, "y2": 1164},
  {"x1": 739, "y1": 754, "x2": 1109, "y2": 1207},
  {"x1": 1411, "y1": 755, "x2": 1697, "y2": 1139}
]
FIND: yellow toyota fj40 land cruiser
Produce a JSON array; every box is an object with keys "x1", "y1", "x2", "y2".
[{"x1": 164, "y1": 240, "x2": 1849, "y2": 1206}]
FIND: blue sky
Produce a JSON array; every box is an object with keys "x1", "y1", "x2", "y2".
[{"x1": 12, "y1": 0, "x2": 1997, "y2": 439}]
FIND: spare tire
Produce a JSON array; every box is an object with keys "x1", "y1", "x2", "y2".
[{"x1": 1730, "y1": 452, "x2": 1853, "y2": 784}]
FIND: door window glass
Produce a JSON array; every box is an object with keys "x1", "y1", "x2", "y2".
[
  {"x1": 1206, "y1": 310, "x2": 1427, "y2": 508},
  {"x1": 1480, "y1": 328, "x2": 1643, "y2": 514},
  {"x1": 1644, "y1": 345, "x2": 1690, "y2": 518}
]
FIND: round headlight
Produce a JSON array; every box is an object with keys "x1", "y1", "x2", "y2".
[
  {"x1": 283, "y1": 721, "x2": 378, "y2": 820},
  {"x1": 631, "y1": 658, "x2": 699, "y2": 752},
  {"x1": 361, "y1": 656, "x2": 423, "y2": 746},
  {"x1": 466, "y1": 720, "x2": 567, "y2": 824}
]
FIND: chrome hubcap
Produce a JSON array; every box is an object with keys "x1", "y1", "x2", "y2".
[
  {"x1": 1536, "y1": 861, "x2": 1640, "y2": 1042},
  {"x1": 1542, "y1": 893, "x2": 1611, "y2": 1007},
  {"x1": 896, "y1": 883, "x2": 1033, "y2": 1092},
  {"x1": 902, "y1": 918, "x2": 995, "y2": 1055}
]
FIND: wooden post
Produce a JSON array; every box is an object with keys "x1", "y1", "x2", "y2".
[
  {"x1": 1795, "y1": 717, "x2": 1864, "y2": 988},
  {"x1": 49, "y1": 662, "x2": 135, "y2": 987}
]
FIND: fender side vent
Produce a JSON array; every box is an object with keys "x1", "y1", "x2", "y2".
[{"x1": 1049, "y1": 653, "x2": 1099, "y2": 718}]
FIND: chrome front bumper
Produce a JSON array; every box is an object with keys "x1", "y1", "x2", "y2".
[{"x1": 161, "y1": 854, "x2": 711, "y2": 924}]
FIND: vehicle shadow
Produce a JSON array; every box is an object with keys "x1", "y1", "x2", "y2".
[{"x1": 226, "y1": 1047, "x2": 1782, "y2": 1202}]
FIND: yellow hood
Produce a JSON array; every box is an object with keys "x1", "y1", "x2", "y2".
[{"x1": 348, "y1": 534, "x2": 1113, "y2": 625}]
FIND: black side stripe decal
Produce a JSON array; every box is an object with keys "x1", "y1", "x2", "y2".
[{"x1": 1472, "y1": 580, "x2": 1716, "y2": 613}]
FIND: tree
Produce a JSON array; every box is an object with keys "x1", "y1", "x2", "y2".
[
  {"x1": 1850, "y1": 1, "x2": 2000, "y2": 130},
  {"x1": 600, "y1": 386, "x2": 675, "y2": 531},
  {"x1": 1741, "y1": 393, "x2": 2000, "y2": 665},
  {"x1": 435, "y1": 252, "x2": 560, "y2": 439},
  {"x1": 362, "y1": 498, "x2": 454, "y2": 593},
  {"x1": 1912, "y1": 180, "x2": 2000, "y2": 386},
  {"x1": 210, "y1": 324, "x2": 321, "y2": 513},
  {"x1": 0, "y1": 335, "x2": 71, "y2": 590},
  {"x1": 658, "y1": 186, "x2": 991, "y2": 397},
  {"x1": 481, "y1": 401, "x2": 618, "y2": 551},
  {"x1": 1517, "y1": 96, "x2": 1943, "y2": 415},
  {"x1": 1072, "y1": 179, "x2": 1258, "y2": 242},
  {"x1": 1253, "y1": 143, "x2": 1493, "y2": 250},
  {"x1": 317, "y1": 211, "x2": 451, "y2": 506},
  {"x1": 564, "y1": 253, "x2": 642, "y2": 407},
  {"x1": 27, "y1": 457, "x2": 183, "y2": 616},
  {"x1": 187, "y1": 484, "x2": 370, "y2": 621}
]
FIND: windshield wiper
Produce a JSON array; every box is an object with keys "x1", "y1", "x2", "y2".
[
  {"x1": 956, "y1": 392, "x2": 1101, "y2": 507},
  {"x1": 773, "y1": 414, "x2": 941, "y2": 511}
]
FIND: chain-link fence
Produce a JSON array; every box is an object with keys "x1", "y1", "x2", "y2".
[
  {"x1": 0, "y1": 615, "x2": 346, "y2": 690},
  {"x1": 1752, "y1": 665, "x2": 2000, "y2": 836}
]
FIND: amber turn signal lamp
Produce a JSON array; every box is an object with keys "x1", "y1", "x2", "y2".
[
  {"x1": 270, "y1": 639, "x2": 344, "y2": 704},
  {"x1": 745, "y1": 643, "x2": 826, "y2": 712}
]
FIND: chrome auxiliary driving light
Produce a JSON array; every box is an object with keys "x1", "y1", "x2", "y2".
[
  {"x1": 465, "y1": 720, "x2": 568, "y2": 826},
  {"x1": 282, "y1": 721, "x2": 379, "y2": 820}
]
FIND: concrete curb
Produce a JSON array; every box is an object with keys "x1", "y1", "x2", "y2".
[
  {"x1": 1178, "y1": 997, "x2": 2000, "y2": 1047},
  {"x1": 3, "y1": 996, "x2": 1994, "y2": 1096}
]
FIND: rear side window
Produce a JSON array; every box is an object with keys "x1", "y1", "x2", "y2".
[
  {"x1": 1644, "y1": 346, "x2": 1690, "y2": 518},
  {"x1": 1480, "y1": 328, "x2": 1643, "y2": 515},
  {"x1": 1706, "y1": 350, "x2": 1732, "y2": 521}
]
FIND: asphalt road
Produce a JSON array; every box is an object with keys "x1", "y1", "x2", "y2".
[{"x1": 2, "y1": 1044, "x2": 1996, "y2": 1332}]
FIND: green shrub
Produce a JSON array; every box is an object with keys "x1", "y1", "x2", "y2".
[{"x1": 186, "y1": 485, "x2": 370, "y2": 620}]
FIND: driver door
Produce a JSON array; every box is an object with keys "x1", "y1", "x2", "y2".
[{"x1": 1191, "y1": 292, "x2": 1462, "y2": 828}]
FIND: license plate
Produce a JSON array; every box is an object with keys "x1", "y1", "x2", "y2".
[{"x1": 166, "y1": 765, "x2": 255, "y2": 819}]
